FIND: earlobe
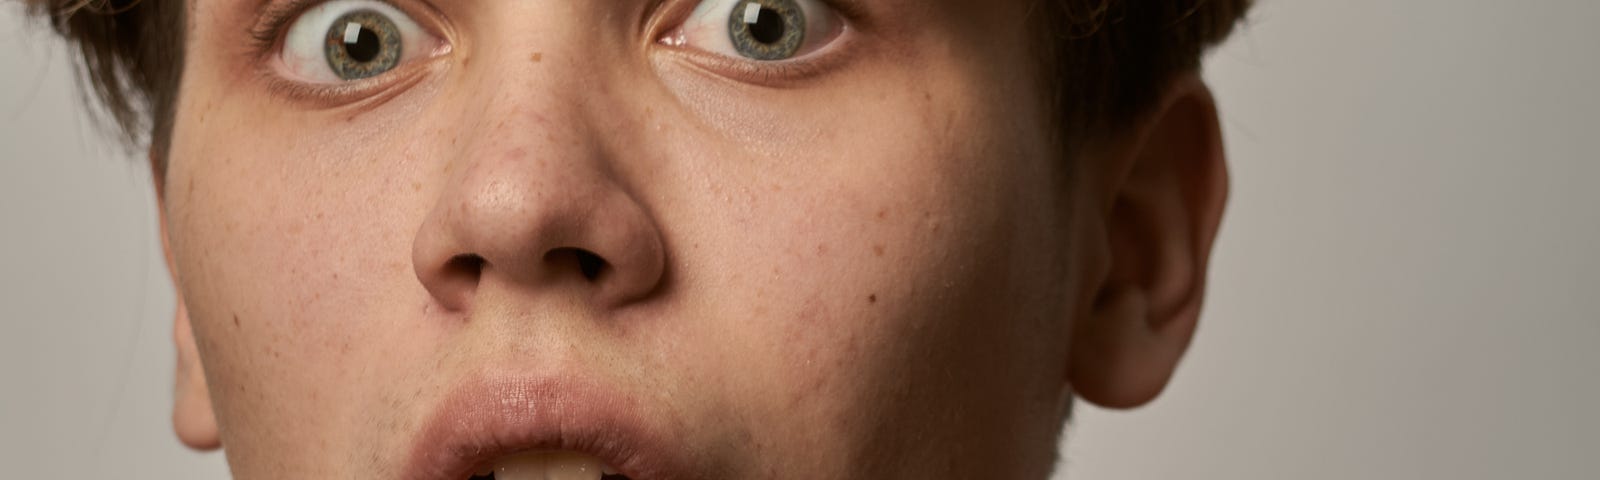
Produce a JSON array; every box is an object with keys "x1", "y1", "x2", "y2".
[
  {"x1": 172, "y1": 299, "x2": 222, "y2": 450},
  {"x1": 1068, "y1": 73, "x2": 1228, "y2": 409},
  {"x1": 153, "y1": 151, "x2": 221, "y2": 450}
]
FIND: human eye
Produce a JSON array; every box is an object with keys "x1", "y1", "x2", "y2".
[
  {"x1": 661, "y1": 0, "x2": 845, "y2": 62},
  {"x1": 275, "y1": 0, "x2": 446, "y2": 84}
]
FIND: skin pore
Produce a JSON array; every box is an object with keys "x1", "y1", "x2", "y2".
[{"x1": 159, "y1": 0, "x2": 1227, "y2": 478}]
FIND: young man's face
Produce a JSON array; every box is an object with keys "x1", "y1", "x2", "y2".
[{"x1": 159, "y1": 0, "x2": 1221, "y2": 478}]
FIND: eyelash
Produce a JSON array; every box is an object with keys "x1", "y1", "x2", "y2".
[
  {"x1": 246, "y1": 0, "x2": 860, "y2": 100},
  {"x1": 651, "y1": 0, "x2": 861, "y2": 85}
]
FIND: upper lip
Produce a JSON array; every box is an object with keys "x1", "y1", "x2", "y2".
[{"x1": 403, "y1": 373, "x2": 685, "y2": 480}]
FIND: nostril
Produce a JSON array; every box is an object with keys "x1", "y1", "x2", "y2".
[
  {"x1": 544, "y1": 248, "x2": 608, "y2": 282},
  {"x1": 574, "y1": 249, "x2": 607, "y2": 282},
  {"x1": 444, "y1": 254, "x2": 486, "y2": 281}
]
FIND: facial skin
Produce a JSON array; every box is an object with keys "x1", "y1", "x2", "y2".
[{"x1": 159, "y1": 0, "x2": 1228, "y2": 478}]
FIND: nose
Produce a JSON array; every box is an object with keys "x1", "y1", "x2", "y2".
[{"x1": 411, "y1": 110, "x2": 665, "y2": 314}]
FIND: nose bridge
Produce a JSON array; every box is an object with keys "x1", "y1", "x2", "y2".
[{"x1": 458, "y1": 0, "x2": 622, "y2": 137}]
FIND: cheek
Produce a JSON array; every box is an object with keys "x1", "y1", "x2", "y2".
[
  {"x1": 654, "y1": 55, "x2": 1066, "y2": 473},
  {"x1": 164, "y1": 77, "x2": 451, "y2": 466}
]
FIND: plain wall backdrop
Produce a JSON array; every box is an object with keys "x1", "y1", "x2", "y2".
[{"x1": 3, "y1": 0, "x2": 1596, "y2": 478}]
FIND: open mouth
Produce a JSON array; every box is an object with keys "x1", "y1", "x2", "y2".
[
  {"x1": 407, "y1": 376, "x2": 687, "y2": 480},
  {"x1": 465, "y1": 451, "x2": 634, "y2": 480}
]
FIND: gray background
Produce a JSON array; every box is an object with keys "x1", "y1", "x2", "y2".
[{"x1": 3, "y1": 0, "x2": 1597, "y2": 478}]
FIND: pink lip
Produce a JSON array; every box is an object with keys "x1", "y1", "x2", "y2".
[{"x1": 402, "y1": 374, "x2": 686, "y2": 480}]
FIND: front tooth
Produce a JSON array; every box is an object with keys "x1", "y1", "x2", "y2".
[
  {"x1": 544, "y1": 451, "x2": 603, "y2": 480},
  {"x1": 487, "y1": 451, "x2": 604, "y2": 480}
]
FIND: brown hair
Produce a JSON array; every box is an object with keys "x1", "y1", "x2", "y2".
[
  {"x1": 26, "y1": 0, "x2": 1248, "y2": 167},
  {"x1": 26, "y1": 0, "x2": 185, "y2": 165},
  {"x1": 1038, "y1": 0, "x2": 1251, "y2": 149}
]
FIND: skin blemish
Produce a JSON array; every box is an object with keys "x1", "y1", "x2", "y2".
[
  {"x1": 873, "y1": 244, "x2": 885, "y2": 257},
  {"x1": 233, "y1": 314, "x2": 240, "y2": 328},
  {"x1": 530, "y1": 52, "x2": 543, "y2": 62},
  {"x1": 868, "y1": 294, "x2": 877, "y2": 304}
]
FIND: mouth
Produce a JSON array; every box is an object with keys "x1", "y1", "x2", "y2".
[
  {"x1": 464, "y1": 450, "x2": 630, "y2": 480},
  {"x1": 404, "y1": 375, "x2": 688, "y2": 480}
]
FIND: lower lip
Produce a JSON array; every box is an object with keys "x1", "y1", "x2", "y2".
[{"x1": 402, "y1": 375, "x2": 681, "y2": 480}]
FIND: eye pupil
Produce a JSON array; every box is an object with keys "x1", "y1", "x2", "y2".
[
  {"x1": 344, "y1": 24, "x2": 382, "y2": 63},
  {"x1": 747, "y1": 7, "x2": 786, "y2": 45}
]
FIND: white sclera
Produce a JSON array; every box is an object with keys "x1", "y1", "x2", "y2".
[
  {"x1": 678, "y1": 0, "x2": 838, "y2": 60},
  {"x1": 280, "y1": 0, "x2": 433, "y2": 83}
]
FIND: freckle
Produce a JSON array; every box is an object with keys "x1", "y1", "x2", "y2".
[
  {"x1": 924, "y1": 91, "x2": 932, "y2": 101},
  {"x1": 868, "y1": 294, "x2": 877, "y2": 304},
  {"x1": 873, "y1": 244, "x2": 884, "y2": 256},
  {"x1": 530, "y1": 52, "x2": 542, "y2": 63},
  {"x1": 411, "y1": 181, "x2": 421, "y2": 192}
]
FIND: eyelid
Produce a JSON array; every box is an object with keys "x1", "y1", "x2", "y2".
[
  {"x1": 250, "y1": 0, "x2": 451, "y2": 57},
  {"x1": 250, "y1": 0, "x2": 317, "y2": 56},
  {"x1": 653, "y1": 0, "x2": 858, "y2": 86},
  {"x1": 249, "y1": 0, "x2": 453, "y2": 106}
]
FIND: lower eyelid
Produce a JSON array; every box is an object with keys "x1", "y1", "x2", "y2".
[{"x1": 658, "y1": 33, "x2": 855, "y2": 88}]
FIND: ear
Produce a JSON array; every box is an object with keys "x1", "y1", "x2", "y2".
[
  {"x1": 152, "y1": 152, "x2": 221, "y2": 450},
  {"x1": 1068, "y1": 73, "x2": 1228, "y2": 409}
]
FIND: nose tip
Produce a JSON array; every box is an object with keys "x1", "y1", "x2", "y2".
[{"x1": 410, "y1": 160, "x2": 667, "y2": 314}]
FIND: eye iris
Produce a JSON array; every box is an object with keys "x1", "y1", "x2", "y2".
[
  {"x1": 323, "y1": 10, "x2": 402, "y2": 80},
  {"x1": 728, "y1": 0, "x2": 806, "y2": 61}
]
